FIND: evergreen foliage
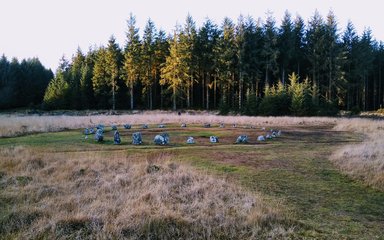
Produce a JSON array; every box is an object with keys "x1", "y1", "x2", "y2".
[{"x1": 3, "y1": 11, "x2": 384, "y2": 115}]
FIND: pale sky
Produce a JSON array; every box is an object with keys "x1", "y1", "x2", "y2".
[{"x1": 1, "y1": 0, "x2": 382, "y2": 71}]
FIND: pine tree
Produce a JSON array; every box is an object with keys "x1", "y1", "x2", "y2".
[
  {"x1": 141, "y1": 19, "x2": 156, "y2": 109},
  {"x1": 180, "y1": 14, "x2": 197, "y2": 108},
  {"x1": 160, "y1": 26, "x2": 189, "y2": 111},
  {"x1": 43, "y1": 71, "x2": 69, "y2": 109},
  {"x1": 197, "y1": 18, "x2": 219, "y2": 109},
  {"x1": 278, "y1": 11, "x2": 294, "y2": 84},
  {"x1": 123, "y1": 13, "x2": 142, "y2": 110},
  {"x1": 105, "y1": 35, "x2": 122, "y2": 110},
  {"x1": 262, "y1": 13, "x2": 280, "y2": 87},
  {"x1": 215, "y1": 17, "x2": 237, "y2": 110},
  {"x1": 153, "y1": 30, "x2": 170, "y2": 109},
  {"x1": 92, "y1": 47, "x2": 109, "y2": 108}
]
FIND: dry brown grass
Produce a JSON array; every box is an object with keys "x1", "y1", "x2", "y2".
[
  {"x1": 0, "y1": 111, "x2": 337, "y2": 137},
  {"x1": 332, "y1": 118, "x2": 384, "y2": 190},
  {"x1": 0, "y1": 146, "x2": 293, "y2": 239}
]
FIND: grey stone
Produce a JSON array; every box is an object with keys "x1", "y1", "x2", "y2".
[
  {"x1": 111, "y1": 125, "x2": 117, "y2": 131},
  {"x1": 219, "y1": 123, "x2": 225, "y2": 128},
  {"x1": 204, "y1": 123, "x2": 211, "y2": 128},
  {"x1": 114, "y1": 130, "x2": 121, "y2": 144},
  {"x1": 132, "y1": 132, "x2": 142, "y2": 145},
  {"x1": 158, "y1": 124, "x2": 166, "y2": 128},
  {"x1": 236, "y1": 135, "x2": 248, "y2": 144},
  {"x1": 84, "y1": 128, "x2": 89, "y2": 135},
  {"x1": 142, "y1": 124, "x2": 148, "y2": 129},
  {"x1": 154, "y1": 133, "x2": 169, "y2": 145},
  {"x1": 89, "y1": 128, "x2": 95, "y2": 134},
  {"x1": 181, "y1": 123, "x2": 187, "y2": 128},
  {"x1": 96, "y1": 124, "x2": 104, "y2": 133},
  {"x1": 95, "y1": 129, "x2": 104, "y2": 142},
  {"x1": 209, "y1": 136, "x2": 219, "y2": 143},
  {"x1": 257, "y1": 135, "x2": 266, "y2": 141},
  {"x1": 123, "y1": 124, "x2": 131, "y2": 129},
  {"x1": 232, "y1": 123, "x2": 237, "y2": 128},
  {"x1": 186, "y1": 136, "x2": 195, "y2": 144}
]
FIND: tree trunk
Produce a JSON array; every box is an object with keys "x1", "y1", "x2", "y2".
[
  {"x1": 112, "y1": 82, "x2": 115, "y2": 110},
  {"x1": 201, "y1": 71, "x2": 205, "y2": 109},
  {"x1": 206, "y1": 73, "x2": 210, "y2": 110},
  {"x1": 173, "y1": 85, "x2": 176, "y2": 111},
  {"x1": 149, "y1": 86, "x2": 153, "y2": 110},
  {"x1": 130, "y1": 81, "x2": 134, "y2": 110},
  {"x1": 214, "y1": 75, "x2": 217, "y2": 109},
  {"x1": 239, "y1": 72, "x2": 243, "y2": 110}
]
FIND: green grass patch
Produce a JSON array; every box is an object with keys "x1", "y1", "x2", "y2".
[{"x1": 1, "y1": 124, "x2": 383, "y2": 239}]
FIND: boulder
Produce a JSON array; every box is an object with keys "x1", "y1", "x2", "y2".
[
  {"x1": 232, "y1": 123, "x2": 237, "y2": 128},
  {"x1": 209, "y1": 136, "x2": 219, "y2": 143},
  {"x1": 132, "y1": 132, "x2": 142, "y2": 145},
  {"x1": 114, "y1": 130, "x2": 121, "y2": 144},
  {"x1": 158, "y1": 124, "x2": 166, "y2": 128},
  {"x1": 89, "y1": 128, "x2": 95, "y2": 134},
  {"x1": 181, "y1": 123, "x2": 187, "y2": 128},
  {"x1": 219, "y1": 123, "x2": 225, "y2": 128},
  {"x1": 154, "y1": 133, "x2": 169, "y2": 145},
  {"x1": 257, "y1": 135, "x2": 265, "y2": 141},
  {"x1": 266, "y1": 134, "x2": 272, "y2": 139},
  {"x1": 236, "y1": 135, "x2": 248, "y2": 144},
  {"x1": 96, "y1": 124, "x2": 104, "y2": 132},
  {"x1": 95, "y1": 129, "x2": 104, "y2": 142},
  {"x1": 186, "y1": 136, "x2": 195, "y2": 144},
  {"x1": 123, "y1": 124, "x2": 131, "y2": 129},
  {"x1": 203, "y1": 123, "x2": 211, "y2": 128},
  {"x1": 84, "y1": 128, "x2": 89, "y2": 135},
  {"x1": 142, "y1": 124, "x2": 149, "y2": 129}
]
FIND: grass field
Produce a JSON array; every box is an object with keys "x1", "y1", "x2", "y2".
[{"x1": 0, "y1": 113, "x2": 383, "y2": 239}]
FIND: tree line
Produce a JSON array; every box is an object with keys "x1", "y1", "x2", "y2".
[
  {"x1": 0, "y1": 56, "x2": 53, "y2": 109},
  {"x1": 3, "y1": 11, "x2": 384, "y2": 115}
]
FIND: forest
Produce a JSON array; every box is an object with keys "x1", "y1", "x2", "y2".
[{"x1": 1, "y1": 10, "x2": 384, "y2": 115}]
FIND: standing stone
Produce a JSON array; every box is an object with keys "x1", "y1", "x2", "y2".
[
  {"x1": 209, "y1": 136, "x2": 219, "y2": 143},
  {"x1": 132, "y1": 132, "x2": 142, "y2": 145},
  {"x1": 114, "y1": 130, "x2": 121, "y2": 144},
  {"x1": 204, "y1": 123, "x2": 211, "y2": 128},
  {"x1": 186, "y1": 136, "x2": 195, "y2": 144},
  {"x1": 257, "y1": 135, "x2": 266, "y2": 141},
  {"x1": 154, "y1": 133, "x2": 169, "y2": 145},
  {"x1": 236, "y1": 135, "x2": 248, "y2": 144},
  {"x1": 96, "y1": 124, "x2": 104, "y2": 133},
  {"x1": 123, "y1": 124, "x2": 131, "y2": 129},
  {"x1": 95, "y1": 129, "x2": 104, "y2": 142}
]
